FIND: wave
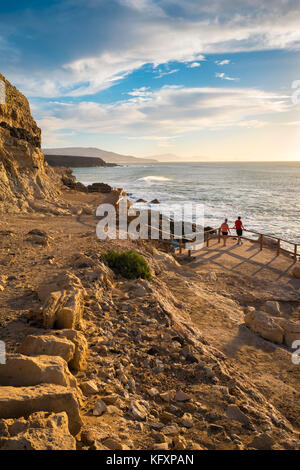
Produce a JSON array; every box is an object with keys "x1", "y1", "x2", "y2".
[{"x1": 136, "y1": 175, "x2": 173, "y2": 184}]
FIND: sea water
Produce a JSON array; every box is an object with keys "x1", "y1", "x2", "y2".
[{"x1": 73, "y1": 162, "x2": 300, "y2": 244}]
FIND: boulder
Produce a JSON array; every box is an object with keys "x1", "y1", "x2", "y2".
[
  {"x1": 0, "y1": 354, "x2": 77, "y2": 388},
  {"x1": 93, "y1": 399, "x2": 107, "y2": 416},
  {"x1": 71, "y1": 253, "x2": 96, "y2": 269},
  {"x1": 41, "y1": 289, "x2": 84, "y2": 330},
  {"x1": 55, "y1": 289, "x2": 84, "y2": 329},
  {"x1": 52, "y1": 329, "x2": 88, "y2": 371},
  {"x1": 26, "y1": 229, "x2": 51, "y2": 247},
  {"x1": 250, "y1": 432, "x2": 274, "y2": 450},
  {"x1": 129, "y1": 400, "x2": 148, "y2": 421},
  {"x1": 37, "y1": 271, "x2": 84, "y2": 303},
  {"x1": 94, "y1": 262, "x2": 115, "y2": 286},
  {"x1": 87, "y1": 182, "x2": 111, "y2": 193},
  {"x1": 292, "y1": 265, "x2": 300, "y2": 279},
  {"x1": 282, "y1": 320, "x2": 300, "y2": 347},
  {"x1": 153, "y1": 442, "x2": 169, "y2": 450},
  {"x1": 245, "y1": 310, "x2": 284, "y2": 344},
  {"x1": 74, "y1": 182, "x2": 87, "y2": 193},
  {"x1": 0, "y1": 411, "x2": 76, "y2": 450},
  {"x1": 175, "y1": 390, "x2": 190, "y2": 402},
  {"x1": 264, "y1": 301, "x2": 281, "y2": 316},
  {"x1": 163, "y1": 424, "x2": 180, "y2": 435},
  {"x1": 0, "y1": 384, "x2": 82, "y2": 435},
  {"x1": 160, "y1": 391, "x2": 175, "y2": 402},
  {"x1": 180, "y1": 413, "x2": 193, "y2": 428},
  {"x1": 80, "y1": 380, "x2": 98, "y2": 396},
  {"x1": 26, "y1": 234, "x2": 49, "y2": 246},
  {"x1": 102, "y1": 437, "x2": 124, "y2": 450},
  {"x1": 225, "y1": 405, "x2": 250, "y2": 425},
  {"x1": 17, "y1": 334, "x2": 75, "y2": 363}
]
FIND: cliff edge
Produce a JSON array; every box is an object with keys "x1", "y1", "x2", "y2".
[{"x1": 0, "y1": 73, "x2": 59, "y2": 213}]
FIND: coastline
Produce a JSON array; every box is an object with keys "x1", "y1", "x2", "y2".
[
  {"x1": 1, "y1": 69, "x2": 300, "y2": 452},
  {"x1": 1, "y1": 179, "x2": 299, "y2": 451},
  {"x1": 65, "y1": 165, "x2": 299, "y2": 261}
]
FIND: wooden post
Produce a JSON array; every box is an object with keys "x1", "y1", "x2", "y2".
[
  {"x1": 206, "y1": 232, "x2": 210, "y2": 248},
  {"x1": 277, "y1": 238, "x2": 280, "y2": 257},
  {"x1": 260, "y1": 234, "x2": 263, "y2": 251},
  {"x1": 179, "y1": 238, "x2": 183, "y2": 254},
  {"x1": 218, "y1": 228, "x2": 221, "y2": 244},
  {"x1": 294, "y1": 244, "x2": 297, "y2": 264},
  {"x1": 188, "y1": 249, "x2": 191, "y2": 258}
]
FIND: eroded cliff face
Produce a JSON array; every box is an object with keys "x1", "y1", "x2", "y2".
[{"x1": 0, "y1": 73, "x2": 59, "y2": 213}]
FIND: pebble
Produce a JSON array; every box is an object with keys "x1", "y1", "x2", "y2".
[
  {"x1": 153, "y1": 443, "x2": 169, "y2": 450},
  {"x1": 160, "y1": 391, "x2": 175, "y2": 402},
  {"x1": 226, "y1": 405, "x2": 250, "y2": 425},
  {"x1": 175, "y1": 390, "x2": 190, "y2": 402},
  {"x1": 129, "y1": 400, "x2": 148, "y2": 421},
  {"x1": 80, "y1": 380, "x2": 98, "y2": 396},
  {"x1": 181, "y1": 413, "x2": 193, "y2": 428},
  {"x1": 93, "y1": 399, "x2": 107, "y2": 416},
  {"x1": 163, "y1": 424, "x2": 180, "y2": 435}
]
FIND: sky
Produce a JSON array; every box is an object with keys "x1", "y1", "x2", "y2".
[{"x1": 0, "y1": 0, "x2": 300, "y2": 161}]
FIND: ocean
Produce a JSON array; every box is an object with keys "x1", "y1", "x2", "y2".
[{"x1": 73, "y1": 162, "x2": 300, "y2": 245}]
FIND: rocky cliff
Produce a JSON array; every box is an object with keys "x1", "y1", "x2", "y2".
[
  {"x1": 0, "y1": 73, "x2": 58, "y2": 213},
  {"x1": 45, "y1": 154, "x2": 117, "y2": 168}
]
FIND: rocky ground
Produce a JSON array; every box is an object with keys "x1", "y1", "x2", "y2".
[
  {"x1": 0, "y1": 186, "x2": 299, "y2": 451},
  {"x1": 0, "y1": 71, "x2": 299, "y2": 451}
]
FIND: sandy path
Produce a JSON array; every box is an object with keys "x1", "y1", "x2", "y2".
[{"x1": 162, "y1": 239, "x2": 300, "y2": 430}]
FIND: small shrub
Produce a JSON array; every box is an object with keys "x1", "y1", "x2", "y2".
[{"x1": 101, "y1": 249, "x2": 152, "y2": 281}]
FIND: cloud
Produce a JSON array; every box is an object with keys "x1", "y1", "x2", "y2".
[
  {"x1": 215, "y1": 59, "x2": 231, "y2": 66},
  {"x1": 37, "y1": 85, "x2": 291, "y2": 146},
  {"x1": 187, "y1": 62, "x2": 202, "y2": 68},
  {"x1": 127, "y1": 86, "x2": 152, "y2": 97},
  {"x1": 215, "y1": 72, "x2": 239, "y2": 81},
  {"x1": 284, "y1": 121, "x2": 300, "y2": 126},
  {"x1": 154, "y1": 69, "x2": 179, "y2": 79},
  {"x1": 1, "y1": 0, "x2": 300, "y2": 98}
]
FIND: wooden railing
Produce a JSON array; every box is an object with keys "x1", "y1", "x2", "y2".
[{"x1": 147, "y1": 224, "x2": 299, "y2": 263}]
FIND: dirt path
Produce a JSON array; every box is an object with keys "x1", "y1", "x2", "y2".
[
  {"x1": 180, "y1": 238, "x2": 299, "y2": 287},
  {"x1": 163, "y1": 240, "x2": 300, "y2": 430}
]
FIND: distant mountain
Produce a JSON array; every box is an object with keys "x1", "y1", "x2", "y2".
[
  {"x1": 148, "y1": 153, "x2": 182, "y2": 162},
  {"x1": 43, "y1": 147, "x2": 157, "y2": 163},
  {"x1": 148, "y1": 153, "x2": 210, "y2": 162}
]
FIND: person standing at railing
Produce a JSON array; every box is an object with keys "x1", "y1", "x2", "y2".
[
  {"x1": 220, "y1": 218, "x2": 230, "y2": 246},
  {"x1": 234, "y1": 216, "x2": 244, "y2": 246}
]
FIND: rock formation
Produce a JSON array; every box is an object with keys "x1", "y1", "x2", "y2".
[
  {"x1": 0, "y1": 73, "x2": 58, "y2": 213},
  {"x1": 45, "y1": 154, "x2": 117, "y2": 168}
]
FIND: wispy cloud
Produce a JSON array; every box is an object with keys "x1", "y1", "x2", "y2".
[
  {"x1": 1, "y1": 0, "x2": 300, "y2": 98},
  {"x1": 154, "y1": 69, "x2": 179, "y2": 79},
  {"x1": 37, "y1": 85, "x2": 290, "y2": 146},
  {"x1": 127, "y1": 87, "x2": 152, "y2": 97},
  {"x1": 215, "y1": 72, "x2": 239, "y2": 81},
  {"x1": 215, "y1": 59, "x2": 231, "y2": 66}
]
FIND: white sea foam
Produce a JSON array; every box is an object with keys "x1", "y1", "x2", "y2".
[{"x1": 136, "y1": 176, "x2": 172, "y2": 184}]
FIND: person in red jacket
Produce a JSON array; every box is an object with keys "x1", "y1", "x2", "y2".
[{"x1": 234, "y1": 216, "x2": 244, "y2": 245}]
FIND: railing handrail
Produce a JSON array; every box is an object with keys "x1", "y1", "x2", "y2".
[{"x1": 141, "y1": 222, "x2": 299, "y2": 247}]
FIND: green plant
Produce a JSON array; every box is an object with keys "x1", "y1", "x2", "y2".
[{"x1": 101, "y1": 249, "x2": 152, "y2": 281}]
